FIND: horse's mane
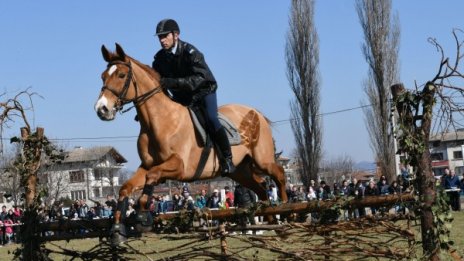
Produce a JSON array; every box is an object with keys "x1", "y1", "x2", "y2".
[{"x1": 127, "y1": 56, "x2": 161, "y2": 82}]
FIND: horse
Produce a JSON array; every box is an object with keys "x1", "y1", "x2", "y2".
[{"x1": 94, "y1": 43, "x2": 287, "y2": 240}]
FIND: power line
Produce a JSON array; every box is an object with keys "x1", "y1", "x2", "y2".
[
  {"x1": 273, "y1": 104, "x2": 373, "y2": 125},
  {"x1": 0, "y1": 103, "x2": 374, "y2": 142}
]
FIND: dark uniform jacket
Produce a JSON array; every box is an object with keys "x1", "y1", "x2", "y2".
[{"x1": 152, "y1": 39, "x2": 217, "y2": 106}]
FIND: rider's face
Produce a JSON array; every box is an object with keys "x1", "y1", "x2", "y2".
[{"x1": 158, "y1": 32, "x2": 178, "y2": 50}]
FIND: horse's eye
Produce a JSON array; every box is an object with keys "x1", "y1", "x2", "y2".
[{"x1": 118, "y1": 73, "x2": 126, "y2": 78}]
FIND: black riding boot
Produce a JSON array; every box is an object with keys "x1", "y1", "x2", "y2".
[{"x1": 214, "y1": 127, "x2": 235, "y2": 176}]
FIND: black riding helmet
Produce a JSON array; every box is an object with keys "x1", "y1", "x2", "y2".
[{"x1": 156, "y1": 19, "x2": 180, "y2": 35}]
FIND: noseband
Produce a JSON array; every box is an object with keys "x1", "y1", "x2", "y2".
[{"x1": 101, "y1": 61, "x2": 162, "y2": 113}]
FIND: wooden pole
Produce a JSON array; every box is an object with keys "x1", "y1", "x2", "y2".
[{"x1": 39, "y1": 193, "x2": 414, "y2": 236}]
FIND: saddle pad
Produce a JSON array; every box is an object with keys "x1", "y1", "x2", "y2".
[{"x1": 188, "y1": 109, "x2": 241, "y2": 146}]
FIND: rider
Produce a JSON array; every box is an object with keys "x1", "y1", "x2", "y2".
[{"x1": 152, "y1": 18, "x2": 235, "y2": 176}]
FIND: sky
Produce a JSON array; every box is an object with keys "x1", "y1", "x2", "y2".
[{"x1": 1, "y1": 1, "x2": 464, "y2": 171}]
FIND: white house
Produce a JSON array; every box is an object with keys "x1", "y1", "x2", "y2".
[
  {"x1": 41, "y1": 146, "x2": 127, "y2": 204},
  {"x1": 429, "y1": 130, "x2": 464, "y2": 177}
]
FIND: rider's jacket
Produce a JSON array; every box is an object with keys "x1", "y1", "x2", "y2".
[{"x1": 152, "y1": 40, "x2": 217, "y2": 105}]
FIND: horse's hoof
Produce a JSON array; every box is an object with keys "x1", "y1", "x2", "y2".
[
  {"x1": 111, "y1": 224, "x2": 127, "y2": 246},
  {"x1": 135, "y1": 223, "x2": 153, "y2": 233},
  {"x1": 135, "y1": 211, "x2": 153, "y2": 233},
  {"x1": 136, "y1": 211, "x2": 154, "y2": 226}
]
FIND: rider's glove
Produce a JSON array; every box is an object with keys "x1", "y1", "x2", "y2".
[{"x1": 160, "y1": 78, "x2": 179, "y2": 89}]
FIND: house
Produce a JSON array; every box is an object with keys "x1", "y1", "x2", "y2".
[
  {"x1": 277, "y1": 156, "x2": 302, "y2": 186},
  {"x1": 429, "y1": 130, "x2": 464, "y2": 177},
  {"x1": 41, "y1": 146, "x2": 127, "y2": 205}
]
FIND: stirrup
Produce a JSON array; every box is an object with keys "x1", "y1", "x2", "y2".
[{"x1": 221, "y1": 159, "x2": 235, "y2": 176}]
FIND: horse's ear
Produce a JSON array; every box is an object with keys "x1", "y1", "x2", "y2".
[
  {"x1": 115, "y1": 43, "x2": 126, "y2": 60},
  {"x1": 101, "y1": 45, "x2": 111, "y2": 62}
]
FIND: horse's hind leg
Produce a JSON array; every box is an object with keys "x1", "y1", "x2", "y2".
[
  {"x1": 230, "y1": 157, "x2": 268, "y2": 202},
  {"x1": 253, "y1": 161, "x2": 288, "y2": 203}
]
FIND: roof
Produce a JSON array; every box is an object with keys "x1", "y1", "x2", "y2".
[
  {"x1": 429, "y1": 130, "x2": 464, "y2": 142},
  {"x1": 63, "y1": 146, "x2": 127, "y2": 164}
]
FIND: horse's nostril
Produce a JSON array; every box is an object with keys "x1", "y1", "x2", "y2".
[{"x1": 101, "y1": 106, "x2": 109, "y2": 113}]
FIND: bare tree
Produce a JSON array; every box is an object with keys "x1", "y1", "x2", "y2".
[
  {"x1": 391, "y1": 29, "x2": 464, "y2": 260},
  {"x1": 356, "y1": 0, "x2": 400, "y2": 183},
  {"x1": 320, "y1": 155, "x2": 355, "y2": 185},
  {"x1": 0, "y1": 146, "x2": 22, "y2": 206},
  {"x1": 286, "y1": 0, "x2": 322, "y2": 187}
]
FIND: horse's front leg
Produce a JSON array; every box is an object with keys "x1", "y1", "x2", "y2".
[
  {"x1": 111, "y1": 167, "x2": 147, "y2": 244},
  {"x1": 115, "y1": 167, "x2": 148, "y2": 224},
  {"x1": 136, "y1": 154, "x2": 184, "y2": 226}
]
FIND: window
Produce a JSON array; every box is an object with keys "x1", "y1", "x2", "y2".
[
  {"x1": 432, "y1": 141, "x2": 441, "y2": 147},
  {"x1": 433, "y1": 167, "x2": 447, "y2": 177},
  {"x1": 71, "y1": 190, "x2": 86, "y2": 200},
  {"x1": 94, "y1": 169, "x2": 104, "y2": 180},
  {"x1": 69, "y1": 170, "x2": 85, "y2": 183},
  {"x1": 455, "y1": 166, "x2": 464, "y2": 176},
  {"x1": 453, "y1": 150, "x2": 463, "y2": 159},
  {"x1": 430, "y1": 153, "x2": 444, "y2": 161},
  {"x1": 93, "y1": 188, "x2": 101, "y2": 198}
]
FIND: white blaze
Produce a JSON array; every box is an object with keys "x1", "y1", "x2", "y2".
[
  {"x1": 94, "y1": 96, "x2": 109, "y2": 112},
  {"x1": 108, "y1": 65, "x2": 117, "y2": 76}
]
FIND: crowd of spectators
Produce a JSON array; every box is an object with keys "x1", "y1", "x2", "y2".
[
  {"x1": 3, "y1": 168, "x2": 464, "y2": 244},
  {"x1": 0, "y1": 205, "x2": 22, "y2": 245}
]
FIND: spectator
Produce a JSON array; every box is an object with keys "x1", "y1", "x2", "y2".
[
  {"x1": 286, "y1": 184, "x2": 296, "y2": 202},
  {"x1": 352, "y1": 179, "x2": 366, "y2": 217},
  {"x1": 157, "y1": 195, "x2": 168, "y2": 214},
  {"x1": 294, "y1": 187, "x2": 305, "y2": 202},
  {"x1": 78, "y1": 200, "x2": 89, "y2": 219},
  {"x1": 379, "y1": 179, "x2": 390, "y2": 195},
  {"x1": 185, "y1": 196, "x2": 195, "y2": 211},
  {"x1": 207, "y1": 189, "x2": 221, "y2": 208},
  {"x1": 389, "y1": 180, "x2": 404, "y2": 214},
  {"x1": 0, "y1": 205, "x2": 8, "y2": 244},
  {"x1": 87, "y1": 207, "x2": 97, "y2": 220},
  {"x1": 172, "y1": 193, "x2": 182, "y2": 211},
  {"x1": 195, "y1": 189, "x2": 208, "y2": 209},
  {"x1": 149, "y1": 196, "x2": 157, "y2": 215},
  {"x1": 126, "y1": 204, "x2": 136, "y2": 218},
  {"x1": 340, "y1": 180, "x2": 350, "y2": 197},
  {"x1": 0, "y1": 220, "x2": 3, "y2": 245},
  {"x1": 268, "y1": 184, "x2": 278, "y2": 202},
  {"x1": 400, "y1": 165, "x2": 410, "y2": 189},
  {"x1": 461, "y1": 175, "x2": 464, "y2": 196},
  {"x1": 443, "y1": 169, "x2": 461, "y2": 211},
  {"x1": 3, "y1": 217, "x2": 13, "y2": 244},
  {"x1": 234, "y1": 184, "x2": 257, "y2": 230},
  {"x1": 105, "y1": 194, "x2": 117, "y2": 217},
  {"x1": 365, "y1": 180, "x2": 380, "y2": 215},
  {"x1": 224, "y1": 186, "x2": 234, "y2": 208},
  {"x1": 307, "y1": 186, "x2": 317, "y2": 201},
  {"x1": 318, "y1": 181, "x2": 331, "y2": 200},
  {"x1": 389, "y1": 180, "x2": 402, "y2": 195},
  {"x1": 377, "y1": 175, "x2": 387, "y2": 188}
]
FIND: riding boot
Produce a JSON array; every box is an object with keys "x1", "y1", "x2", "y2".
[{"x1": 214, "y1": 127, "x2": 235, "y2": 176}]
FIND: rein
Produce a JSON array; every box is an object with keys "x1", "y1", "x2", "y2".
[{"x1": 101, "y1": 60, "x2": 162, "y2": 114}]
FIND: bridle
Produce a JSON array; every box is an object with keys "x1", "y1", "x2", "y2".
[{"x1": 101, "y1": 60, "x2": 162, "y2": 113}]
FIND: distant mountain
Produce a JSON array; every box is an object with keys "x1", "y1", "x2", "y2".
[{"x1": 354, "y1": 161, "x2": 376, "y2": 171}]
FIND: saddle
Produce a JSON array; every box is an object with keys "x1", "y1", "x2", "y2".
[{"x1": 188, "y1": 108, "x2": 241, "y2": 147}]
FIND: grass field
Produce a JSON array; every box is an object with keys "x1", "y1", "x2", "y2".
[{"x1": 1, "y1": 211, "x2": 463, "y2": 260}]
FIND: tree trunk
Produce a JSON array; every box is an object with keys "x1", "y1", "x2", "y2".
[{"x1": 418, "y1": 83, "x2": 439, "y2": 260}]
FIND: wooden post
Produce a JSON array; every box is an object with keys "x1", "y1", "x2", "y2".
[{"x1": 219, "y1": 223, "x2": 227, "y2": 259}]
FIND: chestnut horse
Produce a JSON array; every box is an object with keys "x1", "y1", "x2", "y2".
[{"x1": 94, "y1": 43, "x2": 287, "y2": 234}]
